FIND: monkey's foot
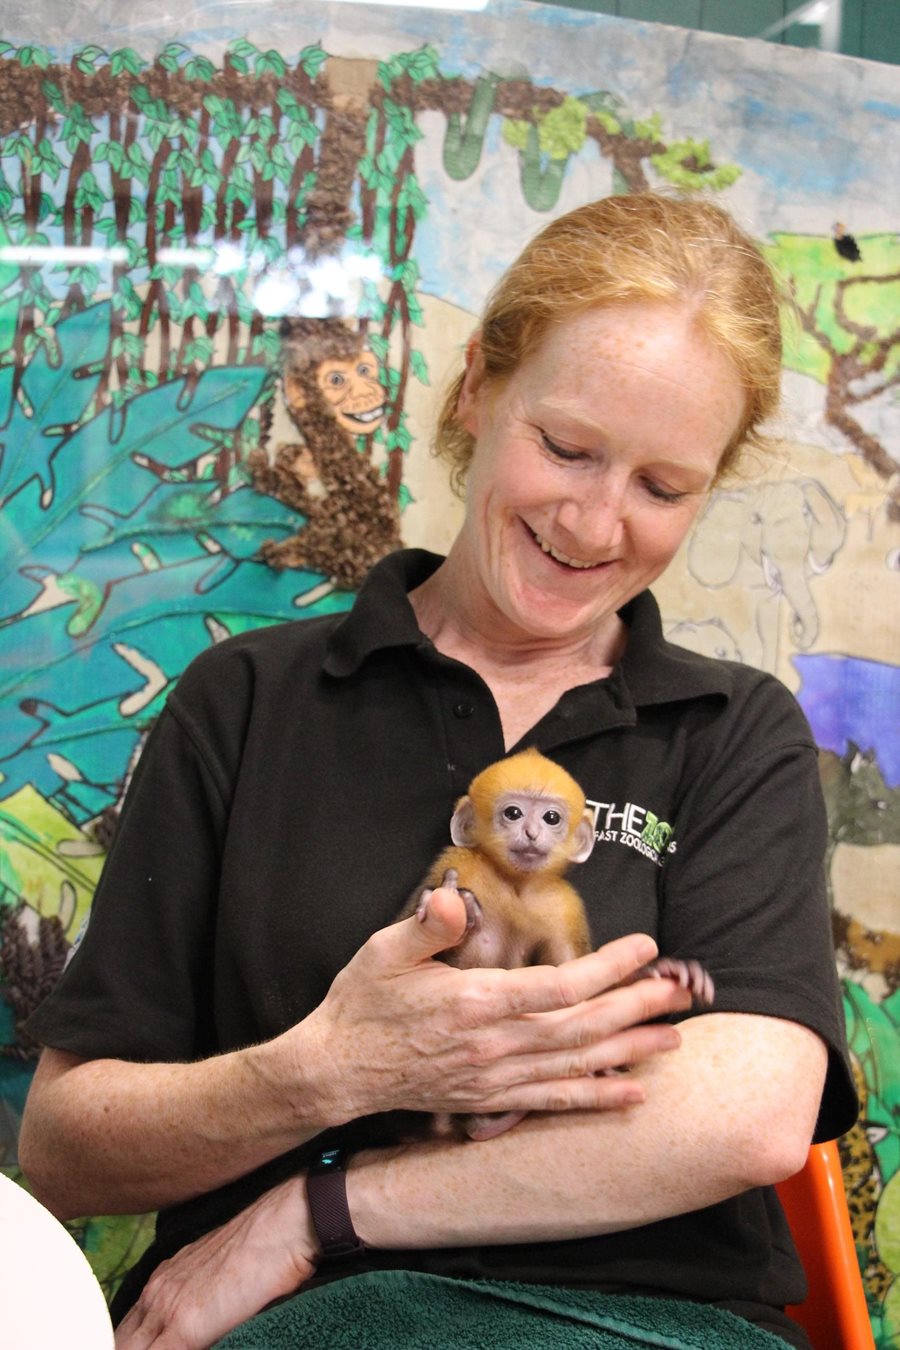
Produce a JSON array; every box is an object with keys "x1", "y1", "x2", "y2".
[
  {"x1": 417, "y1": 870, "x2": 482, "y2": 932},
  {"x1": 641, "y1": 957, "x2": 715, "y2": 1007},
  {"x1": 461, "y1": 1110, "x2": 527, "y2": 1142}
]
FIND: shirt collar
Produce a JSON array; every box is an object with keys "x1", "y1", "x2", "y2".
[
  {"x1": 618, "y1": 590, "x2": 734, "y2": 706},
  {"x1": 322, "y1": 549, "x2": 440, "y2": 677},
  {"x1": 323, "y1": 547, "x2": 734, "y2": 707}
]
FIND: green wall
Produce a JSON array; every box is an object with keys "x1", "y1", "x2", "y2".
[{"x1": 533, "y1": 0, "x2": 900, "y2": 65}]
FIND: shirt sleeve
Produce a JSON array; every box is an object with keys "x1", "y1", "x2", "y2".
[
  {"x1": 659, "y1": 674, "x2": 857, "y2": 1142},
  {"x1": 25, "y1": 698, "x2": 227, "y2": 1063}
]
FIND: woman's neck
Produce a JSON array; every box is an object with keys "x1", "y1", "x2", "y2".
[{"x1": 409, "y1": 552, "x2": 626, "y2": 747}]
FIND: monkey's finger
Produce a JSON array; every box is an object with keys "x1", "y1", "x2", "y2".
[
  {"x1": 457, "y1": 888, "x2": 483, "y2": 932},
  {"x1": 414, "y1": 888, "x2": 434, "y2": 922},
  {"x1": 683, "y1": 960, "x2": 715, "y2": 1007},
  {"x1": 646, "y1": 957, "x2": 715, "y2": 1008}
]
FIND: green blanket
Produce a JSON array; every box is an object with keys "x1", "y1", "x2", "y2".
[{"x1": 214, "y1": 1270, "x2": 791, "y2": 1349}]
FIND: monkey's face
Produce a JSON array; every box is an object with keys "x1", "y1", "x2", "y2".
[
  {"x1": 314, "y1": 352, "x2": 385, "y2": 436},
  {"x1": 491, "y1": 791, "x2": 573, "y2": 872}
]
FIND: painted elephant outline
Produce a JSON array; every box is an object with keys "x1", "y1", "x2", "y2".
[{"x1": 688, "y1": 478, "x2": 847, "y2": 670}]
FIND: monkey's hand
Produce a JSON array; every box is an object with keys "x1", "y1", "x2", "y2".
[
  {"x1": 638, "y1": 957, "x2": 715, "y2": 1008},
  {"x1": 416, "y1": 868, "x2": 482, "y2": 933}
]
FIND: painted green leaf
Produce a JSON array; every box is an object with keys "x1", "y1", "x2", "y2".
[
  {"x1": 405, "y1": 46, "x2": 440, "y2": 82},
  {"x1": 409, "y1": 349, "x2": 429, "y2": 386},
  {"x1": 299, "y1": 44, "x2": 327, "y2": 79},
  {"x1": 74, "y1": 45, "x2": 106, "y2": 74},
  {"x1": 19, "y1": 47, "x2": 50, "y2": 70},
  {"x1": 538, "y1": 97, "x2": 587, "y2": 159},
  {"x1": 40, "y1": 80, "x2": 65, "y2": 112},
  {"x1": 185, "y1": 56, "x2": 215, "y2": 82},
  {"x1": 257, "y1": 50, "x2": 286, "y2": 77},
  {"x1": 502, "y1": 118, "x2": 530, "y2": 152},
  {"x1": 110, "y1": 48, "x2": 147, "y2": 77}
]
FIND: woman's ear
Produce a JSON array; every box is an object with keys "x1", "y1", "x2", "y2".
[{"x1": 456, "y1": 333, "x2": 486, "y2": 435}]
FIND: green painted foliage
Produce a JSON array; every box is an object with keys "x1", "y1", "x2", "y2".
[
  {"x1": 538, "y1": 97, "x2": 588, "y2": 159},
  {"x1": 764, "y1": 233, "x2": 900, "y2": 384}
]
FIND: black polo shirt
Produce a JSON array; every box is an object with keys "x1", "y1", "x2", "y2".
[{"x1": 28, "y1": 548, "x2": 856, "y2": 1341}]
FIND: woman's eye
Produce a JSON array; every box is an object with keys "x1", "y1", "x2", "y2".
[
  {"x1": 540, "y1": 431, "x2": 585, "y2": 463},
  {"x1": 643, "y1": 479, "x2": 687, "y2": 505}
]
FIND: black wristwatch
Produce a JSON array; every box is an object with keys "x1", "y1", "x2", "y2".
[{"x1": 306, "y1": 1147, "x2": 367, "y2": 1259}]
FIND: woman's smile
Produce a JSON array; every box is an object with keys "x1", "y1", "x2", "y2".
[{"x1": 526, "y1": 524, "x2": 614, "y2": 571}]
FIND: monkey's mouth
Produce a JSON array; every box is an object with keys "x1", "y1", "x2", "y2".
[
  {"x1": 509, "y1": 847, "x2": 549, "y2": 871},
  {"x1": 341, "y1": 405, "x2": 385, "y2": 427}
]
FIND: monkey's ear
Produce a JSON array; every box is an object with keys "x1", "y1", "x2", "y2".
[
  {"x1": 284, "y1": 372, "x2": 307, "y2": 412},
  {"x1": 450, "y1": 796, "x2": 477, "y2": 847},
  {"x1": 570, "y1": 811, "x2": 596, "y2": 864}
]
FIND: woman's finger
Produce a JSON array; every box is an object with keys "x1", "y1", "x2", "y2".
[
  {"x1": 471, "y1": 934, "x2": 663, "y2": 1018},
  {"x1": 469, "y1": 1020, "x2": 683, "y2": 1098}
]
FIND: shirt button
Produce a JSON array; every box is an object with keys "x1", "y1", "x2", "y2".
[{"x1": 453, "y1": 701, "x2": 475, "y2": 719}]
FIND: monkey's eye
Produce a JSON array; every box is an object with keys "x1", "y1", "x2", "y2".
[
  {"x1": 503, "y1": 805, "x2": 523, "y2": 821},
  {"x1": 327, "y1": 372, "x2": 346, "y2": 388},
  {"x1": 357, "y1": 362, "x2": 373, "y2": 377},
  {"x1": 543, "y1": 810, "x2": 562, "y2": 827}
]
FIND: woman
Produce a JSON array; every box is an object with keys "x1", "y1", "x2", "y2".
[{"x1": 20, "y1": 195, "x2": 856, "y2": 1349}]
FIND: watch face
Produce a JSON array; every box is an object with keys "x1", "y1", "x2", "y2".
[{"x1": 317, "y1": 1148, "x2": 343, "y2": 1171}]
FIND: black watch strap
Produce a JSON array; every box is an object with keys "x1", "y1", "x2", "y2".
[{"x1": 306, "y1": 1148, "x2": 367, "y2": 1259}]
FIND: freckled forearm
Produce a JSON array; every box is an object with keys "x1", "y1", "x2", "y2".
[
  {"x1": 19, "y1": 1019, "x2": 346, "y2": 1218},
  {"x1": 346, "y1": 1015, "x2": 826, "y2": 1250}
]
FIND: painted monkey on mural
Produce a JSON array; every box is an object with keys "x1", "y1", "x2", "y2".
[{"x1": 250, "y1": 317, "x2": 403, "y2": 590}]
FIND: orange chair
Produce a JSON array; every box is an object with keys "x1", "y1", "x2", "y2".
[{"x1": 776, "y1": 1139, "x2": 875, "y2": 1350}]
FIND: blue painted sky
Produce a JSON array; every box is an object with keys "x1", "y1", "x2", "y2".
[{"x1": 794, "y1": 654, "x2": 900, "y2": 787}]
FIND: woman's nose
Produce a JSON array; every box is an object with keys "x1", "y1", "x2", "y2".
[{"x1": 557, "y1": 480, "x2": 627, "y2": 554}]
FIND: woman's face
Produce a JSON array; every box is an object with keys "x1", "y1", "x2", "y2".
[{"x1": 455, "y1": 302, "x2": 746, "y2": 646}]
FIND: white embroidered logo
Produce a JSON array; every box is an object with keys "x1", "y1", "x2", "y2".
[{"x1": 585, "y1": 799, "x2": 676, "y2": 868}]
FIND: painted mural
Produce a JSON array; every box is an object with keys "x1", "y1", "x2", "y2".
[{"x1": 0, "y1": 1, "x2": 897, "y2": 1340}]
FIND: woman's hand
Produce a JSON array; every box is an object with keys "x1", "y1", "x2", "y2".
[
  {"x1": 114, "y1": 1177, "x2": 318, "y2": 1349},
  {"x1": 286, "y1": 886, "x2": 692, "y2": 1128}
]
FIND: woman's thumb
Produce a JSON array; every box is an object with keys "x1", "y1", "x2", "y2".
[{"x1": 403, "y1": 885, "x2": 470, "y2": 959}]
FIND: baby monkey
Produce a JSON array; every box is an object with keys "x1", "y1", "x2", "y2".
[{"x1": 398, "y1": 748, "x2": 713, "y2": 1141}]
